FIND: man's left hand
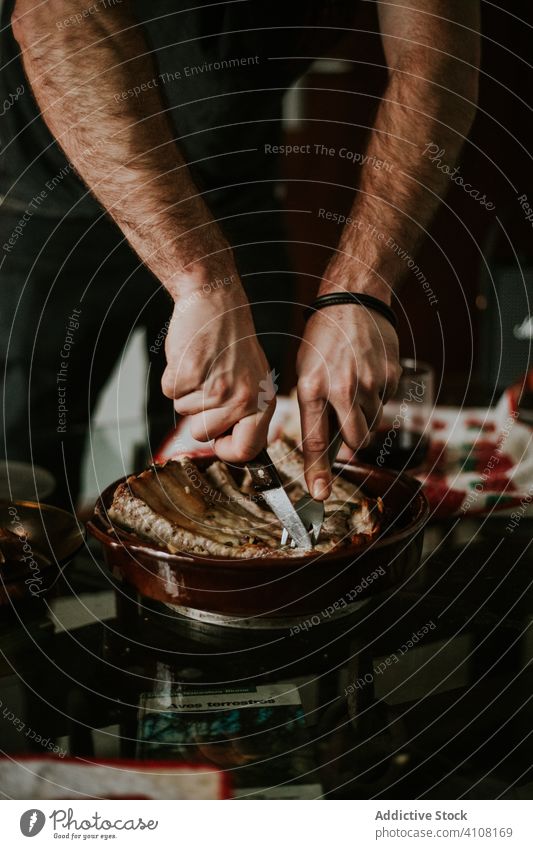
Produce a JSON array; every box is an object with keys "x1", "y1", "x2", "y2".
[{"x1": 296, "y1": 305, "x2": 401, "y2": 500}]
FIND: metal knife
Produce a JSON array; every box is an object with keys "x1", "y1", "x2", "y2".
[
  {"x1": 246, "y1": 448, "x2": 314, "y2": 550},
  {"x1": 281, "y1": 426, "x2": 344, "y2": 547}
]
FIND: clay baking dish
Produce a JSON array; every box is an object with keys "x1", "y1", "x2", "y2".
[{"x1": 87, "y1": 461, "x2": 429, "y2": 625}]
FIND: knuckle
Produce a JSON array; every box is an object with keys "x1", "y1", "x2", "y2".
[
  {"x1": 332, "y1": 380, "x2": 356, "y2": 405},
  {"x1": 360, "y1": 369, "x2": 382, "y2": 391},
  {"x1": 208, "y1": 375, "x2": 232, "y2": 406},
  {"x1": 232, "y1": 385, "x2": 254, "y2": 413},
  {"x1": 161, "y1": 370, "x2": 177, "y2": 398},
  {"x1": 356, "y1": 372, "x2": 385, "y2": 404},
  {"x1": 303, "y1": 437, "x2": 328, "y2": 455},
  {"x1": 298, "y1": 375, "x2": 324, "y2": 401}
]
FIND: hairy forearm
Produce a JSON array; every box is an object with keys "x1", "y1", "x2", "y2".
[
  {"x1": 11, "y1": 0, "x2": 234, "y2": 297},
  {"x1": 323, "y1": 2, "x2": 480, "y2": 304}
]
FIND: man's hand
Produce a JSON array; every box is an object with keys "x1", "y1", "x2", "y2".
[
  {"x1": 12, "y1": 0, "x2": 275, "y2": 465},
  {"x1": 295, "y1": 0, "x2": 479, "y2": 500},
  {"x1": 162, "y1": 278, "x2": 275, "y2": 463},
  {"x1": 296, "y1": 306, "x2": 401, "y2": 500}
]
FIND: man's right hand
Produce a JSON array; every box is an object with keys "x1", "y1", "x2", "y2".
[{"x1": 162, "y1": 275, "x2": 276, "y2": 464}]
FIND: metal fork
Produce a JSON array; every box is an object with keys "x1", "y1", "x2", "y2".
[{"x1": 281, "y1": 428, "x2": 344, "y2": 546}]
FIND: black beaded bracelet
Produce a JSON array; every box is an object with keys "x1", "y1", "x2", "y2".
[{"x1": 305, "y1": 292, "x2": 397, "y2": 330}]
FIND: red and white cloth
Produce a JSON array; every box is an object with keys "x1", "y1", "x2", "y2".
[{"x1": 415, "y1": 399, "x2": 532, "y2": 518}]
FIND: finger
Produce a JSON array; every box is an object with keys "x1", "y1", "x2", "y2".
[
  {"x1": 173, "y1": 377, "x2": 259, "y2": 418},
  {"x1": 336, "y1": 441, "x2": 355, "y2": 463},
  {"x1": 188, "y1": 407, "x2": 235, "y2": 442},
  {"x1": 173, "y1": 392, "x2": 212, "y2": 416},
  {"x1": 297, "y1": 392, "x2": 331, "y2": 501},
  {"x1": 161, "y1": 366, "x2": 201, "y2": 400},
  {"x1": 358, "y1": 392, "x2": 384, "y2": 434},
  {"x1": 174, "y1": 388, "x2": 248, "y2": 418},
  {"x1": 380, "y1": 362, "x2": 402, "y2": 404},
  {"x1": 213, "y1": 408, "x2": 273, "y2": 464},
  {"x1": 334, "y1": 402, "x2": 371, "y2": 452}
]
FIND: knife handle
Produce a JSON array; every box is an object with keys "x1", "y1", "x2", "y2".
[{"x1": 246, "y1": 449, "x2": 283, "y2": 492}]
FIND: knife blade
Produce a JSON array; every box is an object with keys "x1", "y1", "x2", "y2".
[
  {"x1": 281, "y1": 426, "x2": 344, "y2": 547},
  {"x1": 246, "y1": 448, "x2": 314, "y2": 550}
]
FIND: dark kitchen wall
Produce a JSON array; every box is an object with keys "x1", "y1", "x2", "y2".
[{"x1": 279, "y1": 1, "x2": 533, "y2": 399}]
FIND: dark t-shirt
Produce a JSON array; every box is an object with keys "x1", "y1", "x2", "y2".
[{"x1": 0, "y1": 1, "x2": 355, "y2": 220}]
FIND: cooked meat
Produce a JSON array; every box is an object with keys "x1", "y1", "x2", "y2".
[
  {"x1": 108, "y1": 484, "x2": 276, "y2": 558},
  {"x1": 205, "y1": 461, "x2": 273, "y2": 522},
  {"x1": 108, "y1": 440, "x2": 382, "y2": 559},
  {"x1": 267, "y1": 439, "x2": 307, "y2": 492},
  {"x1": 268, "y1": 438, "x2": 364, "y2": 502}
]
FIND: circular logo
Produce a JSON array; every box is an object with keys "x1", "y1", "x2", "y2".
[{"x1": 20, "y1": 810, "x2": 46, "y2": 837}]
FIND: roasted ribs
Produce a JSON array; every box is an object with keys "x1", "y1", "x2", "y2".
[{"x1": 108, "y1": 439, "x2": 382, "y2": 558}]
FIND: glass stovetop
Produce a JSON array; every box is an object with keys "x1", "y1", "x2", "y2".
[{"x1": 1, "y1": 514, "x2": 532, "y2": 799}]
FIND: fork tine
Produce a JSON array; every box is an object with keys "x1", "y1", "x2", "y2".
[
  {"x1": 281, "y1": 493, "x2": 324, "y2": 546},
  {"x1": 279, "y1": 428, "x2": 343, "y2": 548}
]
